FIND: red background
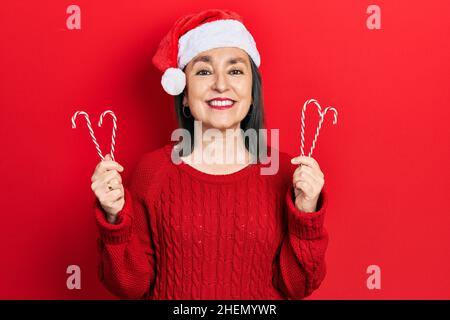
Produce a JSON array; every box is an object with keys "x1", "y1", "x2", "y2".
[{"x1": 1, "y1": 0, "x2": 449, "y2": 299}]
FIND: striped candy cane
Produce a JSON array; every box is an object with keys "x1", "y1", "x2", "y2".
[
  {"x1": 300, "y1": 99, "x2": 338, "y2": 158},
  {"x1": 71, "y1": 110, "x2": 118, "y2": 161},
  {"x1": 98, "y1": 110, "x2": 117, "y2": 161}
]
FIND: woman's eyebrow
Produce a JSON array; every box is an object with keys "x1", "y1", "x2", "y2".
[
  {"x1": 227, "y1": 57, "x2": 246, "y2": 65},
  {"x1": 192, "y1": 55, "x2": 247, "y2": 66}
]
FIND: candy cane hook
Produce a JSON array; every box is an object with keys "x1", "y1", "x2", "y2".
[
  {"x1": 300, "y1": 99, "x2": 338, "y2": 158},
  {"x1": 71, "y1": 111, "x2": 105, "y2": 160}
]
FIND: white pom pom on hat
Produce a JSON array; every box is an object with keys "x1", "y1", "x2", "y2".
[
  {"x1": 161, "y1": 67, "x2": 186, "y2": 96},
  {"x1": 152, "y1": 8, "x2": 261, "y2": 96}
]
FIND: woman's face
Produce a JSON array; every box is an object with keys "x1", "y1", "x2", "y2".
[{"x1": 183, "y1": 47, "x2": 253, "y2": 131}]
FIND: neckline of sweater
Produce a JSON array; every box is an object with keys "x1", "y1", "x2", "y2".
[{"x1": 163, "y1": 142, "x2": 259, "y2": 184}]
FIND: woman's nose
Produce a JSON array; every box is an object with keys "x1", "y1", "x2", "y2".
[{"x1": 212, "y1": 72, "x2": 228, "y2": 92}]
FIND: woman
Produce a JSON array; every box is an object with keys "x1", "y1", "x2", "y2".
[{"x1": 91, "y1": 8, "x2": 328, "y2": 300}]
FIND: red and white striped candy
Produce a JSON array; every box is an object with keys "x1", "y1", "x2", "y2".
[
  {"x1": 300, "y1": 99, "x2": 338, "y2": 158},
  {"x1": 71, "y1": 110, "x2": 118, "y2": 161}
]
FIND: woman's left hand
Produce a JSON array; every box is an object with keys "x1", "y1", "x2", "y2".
[{"x1": 290, "y1": 156, "x2": 325, "y2": 212}]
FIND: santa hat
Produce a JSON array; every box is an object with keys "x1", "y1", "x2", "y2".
[{"x1": 152, "y1": 9, "x2": 261, "y2": 95}]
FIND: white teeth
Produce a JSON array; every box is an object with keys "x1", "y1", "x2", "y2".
[{"x1": 208, "y1": 100, "x2": 234, "y2": 107}]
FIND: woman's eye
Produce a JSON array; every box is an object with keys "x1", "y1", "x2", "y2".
[
  {"x1": 230, "y1": 69, "x2": 243, "y2": 75},
  {"x1": 196, "y1": 69, "x2": 211, "y2": 76}
]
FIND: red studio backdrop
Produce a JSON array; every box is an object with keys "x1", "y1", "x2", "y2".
[{"x1": 1, "y1": 0, "x2": 449, "y2": 300}]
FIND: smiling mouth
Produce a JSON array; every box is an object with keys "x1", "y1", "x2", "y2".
[{"x1": 206, "y1": 100, "x2": 236, "y2": 110}]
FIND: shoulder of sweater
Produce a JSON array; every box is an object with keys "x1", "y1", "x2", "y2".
[
  {"x1": 137, "y1": 143, "x2": 176, "y2": 180},
  {"x1": 137, "y1": 143, "x2": 173, "y2": 171},
  {"x1": 128, "y1": 143, "x2": 174, "y2": 194}
]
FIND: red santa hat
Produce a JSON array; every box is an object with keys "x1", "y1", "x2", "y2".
[{"x1": 152, "y1": 8, "x2": 261, "y2": 95}]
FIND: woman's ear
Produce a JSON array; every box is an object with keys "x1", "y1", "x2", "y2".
[{"x1": 182, "y1": 92, "x2": 188, "y2": 106}]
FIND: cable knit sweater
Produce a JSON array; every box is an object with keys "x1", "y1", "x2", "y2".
[{"x1": 93, "y1": 142, "x2": 329, "y2": 300}]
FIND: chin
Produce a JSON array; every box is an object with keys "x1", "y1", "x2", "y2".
[{"x1": 206, "y1": 119, "x2": 239, "y2": 131}]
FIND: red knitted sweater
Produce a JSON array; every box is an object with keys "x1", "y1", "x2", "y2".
[{"x1": 94, "y1": 143, "x2": 329, "y2": 300}]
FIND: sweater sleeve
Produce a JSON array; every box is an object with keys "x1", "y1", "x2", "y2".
[
  {"x1": 272, "y1": 184, "x2": 329, "y2": 300},
  {"x1": 93, "y1": 157, "x2": 156, "y2": 299}
]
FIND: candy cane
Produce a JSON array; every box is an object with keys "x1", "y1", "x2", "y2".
[
  {"x1": 71, "y1": 110, "x2": 118, "y2": 161},
  {"x1": 300, "y1": 99, "x2": 338, "y2": 158},
  {"x1": 98, "y1": 110, "x2": 117, "y2": 161},
  {"x1": 71, "y1": 111, "x2": 104, "y2": 160}
]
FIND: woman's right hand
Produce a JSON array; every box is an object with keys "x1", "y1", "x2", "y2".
[{"x1": 91, "y1": 153, "x2": 125, "y2": 224}]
